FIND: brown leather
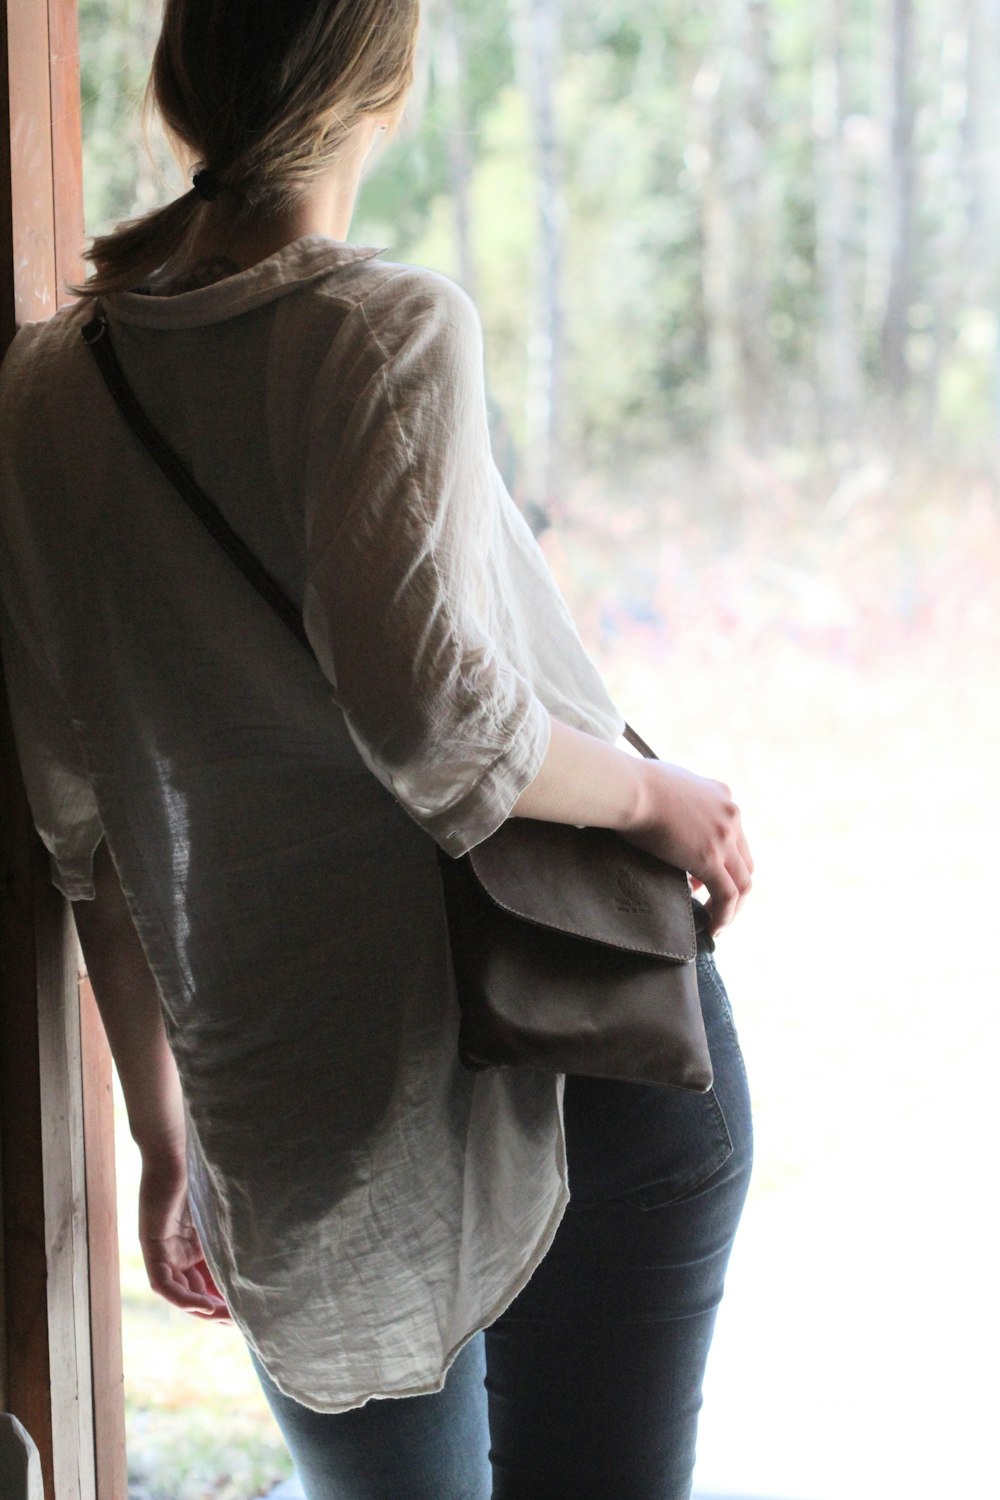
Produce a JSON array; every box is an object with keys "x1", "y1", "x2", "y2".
[
  {"x1": 438, "y1": 811, "x2": 713, "y2": 1093},
  {"x1": 467, "y1": 820, "x2": 696, "y2": 959}
]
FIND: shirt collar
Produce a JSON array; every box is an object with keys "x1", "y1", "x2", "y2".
[{"x1": 105, "y1": 236, "x2": 382, "y2": 329}]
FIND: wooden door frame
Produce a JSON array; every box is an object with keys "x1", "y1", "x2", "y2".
[{"x1": 1, "y1": 3, "x2": 126, "y2": 1498}]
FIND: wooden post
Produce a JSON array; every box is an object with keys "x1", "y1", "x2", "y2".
[
  {"x1": 80, "y1": 980, "x2": 125, "y2": 1500},
  {"x1": 1, "y1": 3, "x2": 126, "y2": 1498}
]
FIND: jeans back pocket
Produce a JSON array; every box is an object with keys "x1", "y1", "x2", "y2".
[
  {"x1": 563, "y1": 1073, "x2": 734, "y2": 1210},
  {"x1": 562, "y1": 948, "x2": 754, "y2": 1211}
]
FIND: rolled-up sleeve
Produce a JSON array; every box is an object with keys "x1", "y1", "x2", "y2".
[{"x1": 301, "y1": 272, "x2": 551, "y2": 856}]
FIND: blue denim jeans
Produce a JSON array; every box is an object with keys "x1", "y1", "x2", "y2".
[{"x1": 251, "y1": 926, "x2": 753, "y2": 1500}]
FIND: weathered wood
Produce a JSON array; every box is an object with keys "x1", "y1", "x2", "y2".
[
  {"x1": 49, "y1": 0, "x2": 84, "y2": 303},
  {"x1": 0, "y1": 695, "x2": 58, "y2": 1498},
  {"x1": 0, "y1": 5, "x2": 11, "y2": 347},
  {"x1": 0, "y1": 0, "x2": 57, "y2": 1465},
  {"x1": 0, "y1": 1126, "x2": 6, "y2": 1414},
  {"x1": 36, "y1": 898, "x2": 96, "y2": 1500},
  {"x1": 2, "y1": 3, "x2": 124, "y2": 1498},
  {"x1": 80, "y1": 978, "x2": 126, "y2": 1500},
  {"x1": 2, "y1": 0, "x2": 57, "y2": 330}
]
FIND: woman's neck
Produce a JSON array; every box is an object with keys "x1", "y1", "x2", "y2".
[{"x1": 156, "y1": 124, "x2": 379, "y2": 286}]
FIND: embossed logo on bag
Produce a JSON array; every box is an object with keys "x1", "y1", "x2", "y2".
[{"x1": 614, "y1": 867, "x2": 651, "y2": 913}]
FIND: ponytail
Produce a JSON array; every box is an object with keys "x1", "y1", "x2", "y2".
[
  {"x1": 72, "y1": 1, "x2": 419, "y2": 303},
  {"x1": 73, "y1": 186, "x2": 205, "y2": 300}
]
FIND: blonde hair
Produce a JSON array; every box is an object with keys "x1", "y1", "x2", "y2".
[{"x1": 77, "y1": 0, "x2": 419, "y2": 298}]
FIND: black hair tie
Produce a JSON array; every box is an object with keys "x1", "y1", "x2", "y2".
[{"x1": 192, "y1": 167, "x2": 222, "y2": 202}]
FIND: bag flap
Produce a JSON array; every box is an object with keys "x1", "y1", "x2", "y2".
[{"x1": 465, "y1": 820, "x2": 697, "y2": 962}]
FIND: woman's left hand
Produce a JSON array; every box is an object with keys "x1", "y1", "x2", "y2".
[{"x1": 137, "y1": 1145, "x2": 232, "y2": 1321}]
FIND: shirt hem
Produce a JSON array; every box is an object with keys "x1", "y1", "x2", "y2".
[{"x1": 252, "y1": 1172, "x2": 571, "y2": 1415}]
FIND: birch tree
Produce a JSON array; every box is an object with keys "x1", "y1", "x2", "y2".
[
  {"x1": 514, "y1": 0, "x2": 564, "y2": 516},
  {"x1": 813, "y1": 0, "x2": 863, "y2": 447},
  {"x1": 880, "y1": 0, "x2": 917, "y2": 409}
]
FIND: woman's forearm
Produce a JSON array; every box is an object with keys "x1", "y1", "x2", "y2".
[
  {"x1": 510, "y1": 712, "x2": 754, "y2": 931},
  {"x1": 510, "y1": 715, "x2": 647, "y2": 831},
  {"x1": 73, "y1": 841, "x2": 228, "y2": 1321},
  {"x1": 72, "y1": 838, "x2": 185, "y2": 1156}
]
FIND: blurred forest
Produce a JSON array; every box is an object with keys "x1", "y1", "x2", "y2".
[{"x1": 80, "y1": 0, "x2": 1000, "y2": 524}]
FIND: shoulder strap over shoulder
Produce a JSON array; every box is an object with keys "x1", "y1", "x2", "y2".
[
  {"x1": 82, "y1": 307, "x2": 309, "y2": 650},
  {"x1": 81, "y1": 308, "x2": 656, "y2": 761}
]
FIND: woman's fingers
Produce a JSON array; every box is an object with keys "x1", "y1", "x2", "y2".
[
  {"x1": 193, "y1": 1258, "x2": 232, "y2": 1318},
  {"x1": 705, "y1": 866, "x2": 740, "y2": 933},
  {"x1": 703, "y1": 842, "x2": 753, "y2": 933},
  {"x1": 144, "y1": 1246, "x2": 233, "y2": 1319},
  {"x1": 138, "y1": 1155, "x2": 232, "y2": 1321},
  {"x1": 710, "y1": 800, "x2": 753, "y2": 930},
  {"x1": 626, "y1": 761, "x2": 754, "y2": 930},
  {"x1": 146, "y1": 1256, "x2": 228, "y2": 1315},
  {"x1": 736, "y1": 824, "x2": 754, "y2": 878}
]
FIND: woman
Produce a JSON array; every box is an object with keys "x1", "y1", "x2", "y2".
[{"x1": 0, "y1": 2, "x2": 753, "y2": 1496}]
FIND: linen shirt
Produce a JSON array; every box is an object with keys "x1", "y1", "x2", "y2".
[{"x1": 0, "y1": 237, "x2": 625, "y2": 1411}]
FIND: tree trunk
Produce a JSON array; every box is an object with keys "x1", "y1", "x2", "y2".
[
  {"x1": 733, "y1": 0, "x2": 774, "y2": 448},
  {"x1": 690, "y1": 47, "x2": 743, "y2": 451},
  {"x1": 954, "y1": 1, "x2": 1000, "y2": 316},
  {"x1": 436, "y1": 0, "x2": 476, "y2": 299},
  {"x1": 979, "y1": 0, "x2": 1000, "y2": 457},
  {"x1": 813, "y1": 0, "x2": 863, "y2": 452},
  {"x1": 690, "y1": 0, "x2": 774, "y2": 453},
  {"x1": 880, "y1": 0, "x2": 917, "y2": 414},
  {"x1": 132, "y1": 0, "x2": 167, "y2": 213},
  {"x1": 915, "y1": 0, "x2": 976, "y2": 439},
  {"x1": 514, "y1": 0, "x2": 563, "y2": 518}
]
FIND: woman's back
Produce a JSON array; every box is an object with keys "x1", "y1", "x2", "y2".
[
  {"x1": 1, "y1": 2, "x2": 753, "y2": 1480},
  {"x1": 0, "y1": 236, "x2": 624, "y2": 1409}
]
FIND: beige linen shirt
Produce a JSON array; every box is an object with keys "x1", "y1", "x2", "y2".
[{"x1": 0, "y1": 237, "x2": 625, "y2": 1410}]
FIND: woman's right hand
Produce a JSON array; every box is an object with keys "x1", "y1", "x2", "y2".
[
  {"x1": 138, "y1": 1141, "x2": 232, "y2": 1321},
  {"x1": 624, "y1": 760, "x2": 753, "y2": 933}
]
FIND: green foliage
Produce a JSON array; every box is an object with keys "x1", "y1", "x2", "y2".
[
  {"x1": 79, "y1": 0, "x2": 167, "y2": 232},
  {"x1": 79, "y1": 0, "x2": 1000, "y2": 500}
]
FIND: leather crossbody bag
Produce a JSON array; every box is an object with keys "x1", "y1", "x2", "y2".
[{"x1": 83, "y1": 307, "x2": 713, "y2": 1093}]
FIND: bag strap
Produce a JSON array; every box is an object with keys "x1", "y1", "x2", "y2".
[
  {"x1": 82, "y1": 309, "x2": 308, "y2": 650},
  {"x1": 82, "y1": 308, "x2": 657, "y2": 763},
  {"x1": 622, "y1": 722, "x2": 656, "y2": 759}
]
